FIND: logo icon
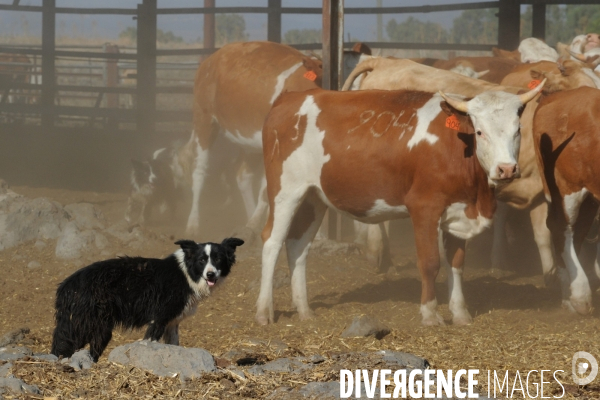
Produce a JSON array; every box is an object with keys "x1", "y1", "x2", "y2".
[{"x1": 572, "y1": 351, "x2": 598, "y2": 385}]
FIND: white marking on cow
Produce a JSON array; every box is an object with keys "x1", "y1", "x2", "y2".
[
  {"x1": 440, "y1": 202, "x2": 493, "y2": 240},
  {"x1": 363, "y1": 199, "x2": 409, "y2": 221},
  {"x1": 224, "y1": 129, "x2": 263, "y2": 152},
  {"x1": 185, "y1": 138, "x2": 209, "y2": 233},
  {"x1": 519, "y1": 37, "x2": 559, "y2": 63},
  {"x1": 447, "y1": 265, "x2": 472, "y2": 324},
  {"x1": 270, "y1": 62, "x2": 302, "y2": 105},
  {"x1": 153, "y1": 148, "x2": 166, "y2": 160},
  {"x1": 561, "y1": 189, "x2": 592, "y2": 313},
  {"x1": 407, "y1": 95, "x2": 440, "y2": 150},
  {"x1": 370, "y1": 111, "x2": 396, "y2": 138},
  {"x1": 564, "y1": 188, "x2": 588, "y2": 224},
  {"x1": 420, "y1": 298, "x2": 444, "y2": 326},
  {"x1": 348, "y1": 110, "x2": 376, "y2": 135},
  {"x1": 257, "y1": 95, "x2": 330, "y2": 324}
]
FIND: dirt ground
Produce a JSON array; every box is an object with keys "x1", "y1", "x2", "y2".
[{"x1": 1, "y1": 186, "x2": 600, "y2": 399}]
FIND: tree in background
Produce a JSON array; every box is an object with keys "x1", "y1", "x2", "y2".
[
  {"x1": 386, "y1": 16, "x2": 448, "y2": 43},
  {"x1": 283, "y1": 28, "x2": 322, "y2": 44},
  {"x1": 215, "y1": 14, "x2": 248, "y2": 45},
  {"x1": 451, "y1": 9, "x2": 498, "y2": 44},
  {"x1": 118, "y1": 27, "x2": 183, "y2": 44}
]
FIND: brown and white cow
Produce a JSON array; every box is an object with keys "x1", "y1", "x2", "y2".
[
  {"x1": 533, "y1": 86, "x2": 600, "y2": 314},
  {"x1": 343, "y1": 57, "x2": 598, "y2": 290},
  {"x1": 256, "y1": 83, "x2": 544, "y2": 326},
  {"x1": 414, "y1": 56, "x2": 519, "y2": 84},
  {"x1": 188, "y1": 41, "x2": 322, "y2": 236},
  {"x1": 188, "y1": 41, "x2": 369, "y2": 238}
]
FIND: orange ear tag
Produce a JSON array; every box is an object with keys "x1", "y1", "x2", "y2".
[
  {"x1": 303, "y1": 70, "x2": 317, "y2": 81},
  {"x1": 445, "y1": 115, "x2": 461, "y2": 131},
  {"x1": 527, "y1": 79, "x2": 541, "y2": 89}
]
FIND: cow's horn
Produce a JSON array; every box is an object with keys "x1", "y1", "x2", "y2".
[
  {"x1": 519, "y1": 78, "x2": 546, "y2": 104},
  {"x1": 439, "y1": 91, "x2": 469, "y2": 113},
  {"x1": 476, "y1": 69, "x2": 490, "y2": 78},
  {"x1": 569, "y1": 50, "x2": 587, "y2": 62}
]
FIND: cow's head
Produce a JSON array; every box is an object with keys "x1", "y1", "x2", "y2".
[
  {"x1": 531, "y1": 59, "x2": 599, "y2": 92},
  {"x1": 585, "y1": 33, "x2": 600, "y2": 52},
  {"x1": 439, "y1": 80, "x2": 545, "y2": 185}
]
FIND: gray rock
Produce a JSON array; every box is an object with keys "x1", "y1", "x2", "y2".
[
  {"x1": 55, "y1": 222, "x2": 96, "y2": 259},
  {"x1": 0, "y1": 328, "x2": 29, "y2": 347},
  {"x1": 0, "y1": 363, "x2": 11, "y2": 378},
  {"x1": 0, "y1": 194, "x2": 69, "y2": 251},
  {"x1": 248, "y1": 357, "x2": 308, "y2": 376},
  {"x1": 26, "y1": 261, "x2": 41, "y2": 269},
  {"x1": 67, "y1": 349, "x2": 93, "y2": 371},
  {"x1": 341, "y1": 315, "x2": 391, "y2": 340},
  {"x1": 32, "y1": 353, "x2": 58, "y2": 362},
  {"x1": 0, "y1": 376, "x2": 40, "y2": 395},
  {"x1": 308, "y1": 354, "x2": 325, "y2": 364},
  {"x1": 379, "y1": 350, "x2": 430, "y2": 370},
  {"x1": 0, "y1": 346, "x2": 32, "y2": 362},
  {"x1": 108, "y1": 341, "x2": 216, "y2": 379},
  {"x1": 298, "y1": 382, "x2": 341, "y2": 399},
  {"x1": 0, "y1": 179, "x2": 8, "y2": 195},
  {"x1": 94, "y1": 232, "x2": 110, "y2": 251},
  {"x1": 64, "y1": 203, "x2": 106, "y2": 230},
  {"x1": 33, "y1": 240, "x2": 46, "y2": 250},
  {"x1": 267, "y1": 386, "x2": 294, "y2": 399}
]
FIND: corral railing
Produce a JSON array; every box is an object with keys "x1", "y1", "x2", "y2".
[{"x1": 0, "y1": 0, "x2": 595, "y2": 133}]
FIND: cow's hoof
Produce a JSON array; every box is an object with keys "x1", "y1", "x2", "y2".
[
  {"x1": 231, "y1": 226, "x2": 257, "y2": 246},
  {"x1": 255, "y1": 314, "x2": 270, "y2": 326},
  {"x1": 298, "y1": 309, "x2": 316, "y2": 321},
  {"x1": 569, "y1": 297, "x2": 593, "y2": 315},
  {"x1": 422, "y1": 314, "x2": 445, "y2": 326}
]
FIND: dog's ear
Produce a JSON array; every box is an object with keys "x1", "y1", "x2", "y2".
[
  {"x1": 175, "y1": 240, "x2": 198, "y2": 258},
  {"x1": 221, "y1": 237, "x2": 244, "y2": 250}
]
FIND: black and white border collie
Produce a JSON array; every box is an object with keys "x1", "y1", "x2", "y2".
[{"x1": 51, "y1": 237, "x2": 244, "y2": 361}]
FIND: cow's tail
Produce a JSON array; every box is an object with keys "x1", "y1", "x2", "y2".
[{"x1": 341, "y1": 58, "x2": 378, "y2": 91}]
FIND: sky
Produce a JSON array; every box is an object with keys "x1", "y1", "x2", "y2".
[{"x1": 0, "y1": 0, "x2": 520, "y2": 43}]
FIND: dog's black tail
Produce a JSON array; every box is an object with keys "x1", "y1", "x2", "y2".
[{"x1": 50, "y1": 280, "x2": 80, "y2": 359}]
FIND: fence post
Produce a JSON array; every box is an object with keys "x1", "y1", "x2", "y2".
[
  {"x1": 497, "y1": 0, "x2": 520, "y2": 50},
  {"x1": 322, "y1": 0, "x2": 344, "y2": 240},
  {"x1": 531, "y1": 3, "x2": 546, "y2": 40},
  {"x1": 268, "y1": 0, "x2": 281, "y2": 43},
  {"x1": 136, "y1": 0, "x2": 157, "y2": 134},
  {"x1": 103, "y1": 43, "x2": 119, "y2": 109},
  {"x1": 203, "y1": 0, "x2": 216, "y2": 61},
  {"x1": 41, "y1": 0, "x2": 56, "y2": 128}
]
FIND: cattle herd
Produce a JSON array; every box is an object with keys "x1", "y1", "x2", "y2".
[{"x1": 117, "y1": 34, "x2": 600, "y2": 328}]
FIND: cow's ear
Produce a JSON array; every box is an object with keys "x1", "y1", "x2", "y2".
[
  {"x1": 352, "y1": 42, "x2": 372, "y2": 55},
  {"x1": 530, "y1": 69, "x2": 545, "y2": 81}
]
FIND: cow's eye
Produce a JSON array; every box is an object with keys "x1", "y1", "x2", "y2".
[{"x1": 476, "y1": 130, "x2": 482, "y2": 136}]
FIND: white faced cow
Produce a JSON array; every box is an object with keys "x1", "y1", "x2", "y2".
[{"x1": 256, "y1": 82, "x2": 544, "y2": 326}]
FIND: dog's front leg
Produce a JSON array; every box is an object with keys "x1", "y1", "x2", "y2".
[
  {"x1": 162, "y1": 323, "x2": 179, "y2": 346},
  {"x1": 143, "y1": 322, "x2": 166, "y2": 342}
]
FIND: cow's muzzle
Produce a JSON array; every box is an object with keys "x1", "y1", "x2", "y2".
[{"x1": 495, "y1": 163, "x2": 520, "y2": 181}]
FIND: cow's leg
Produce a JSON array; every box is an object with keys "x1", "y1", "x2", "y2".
[
  {"x1": 561, "y1": 191, "x2": 593, "y2": 315},
  {"x1": 442, "y1": 231, "x2": 472, "y2": 325},
  {"x1": 353, "y1": 220, "x2": 368, "y2": 246},
  {"x1": 410, "y1": 206, "x2": 444, "y2": 326},
  {"x1": 236, "y1": 159, "x2": 257, "y2": 221},
  {"x1": 285, "y1": 191, "x2": 327, "y2": 321},
  {"x1": 529, "y1": 201, "x2": 557, "y2": 286},
  {"x1": 256, "y1": 188, "x2": 308, "y2": 325},
  {"x1": 246, "y1": 174, "x2": 268, "y2": 236},
  {"x1": 490, "y1": 201, "x2": 509, "y2": 273},
  {"x1": 364, "y1": 222, "x2": 393, "y2": 272}
]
